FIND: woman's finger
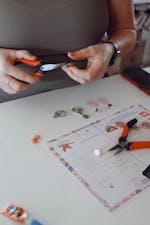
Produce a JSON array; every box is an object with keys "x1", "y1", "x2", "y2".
[
  {"x1": 15, "y1": 50, "x2": 37, "y2": 61},
  {"x1": 7, "y1": 65, "x2": 39, "y2": 84},
  {"x1": 66, "y1": 61, "x2": 102, "y2": 81},
  {"x1": 0, "y1": 83, "x2": 17, "y2": 94},
  {"x1": 0, "y1": 74, "x2": 29, "y2": 92},
  {"x1": 62, "y1": 66, "x2": 87, "y2": 84},
  {"x1": 62, "y1": 63, "x2": 99, "y2": 83},
  {"x1": 63, "y1": 65, "x2": 89, "y2": 78},
  {"x1": 68, "y1": 47, "x2": 90, "y2": 61}
]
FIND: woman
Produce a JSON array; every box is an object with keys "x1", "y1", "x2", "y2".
[{"x1": 0, "y1": 0, "x2": 136, "y2": 102}]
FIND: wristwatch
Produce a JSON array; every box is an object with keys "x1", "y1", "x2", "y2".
[{"x1": 100, "y1": 40, "x2": 121, "y2": 66}]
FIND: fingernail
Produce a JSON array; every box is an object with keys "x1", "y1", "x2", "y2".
[
  {"x1": 32, "y1": 55, "x2": 38, "y2": 59},
  {"x1": 66, "y1": 63, "x2": 73, "y2": 68}
]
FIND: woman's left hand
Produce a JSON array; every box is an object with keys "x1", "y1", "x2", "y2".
[{"x1": 62, "y1": 43, "x2": 114, "y2": 84}]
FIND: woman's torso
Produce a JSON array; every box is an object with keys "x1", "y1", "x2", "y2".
[{"x1": 0, "y1": 0, "x2": 108, "y2": 55}]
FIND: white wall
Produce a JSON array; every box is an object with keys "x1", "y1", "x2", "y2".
[{"x1": 134, "y1": 0, "x2": 150, "y2": 4}]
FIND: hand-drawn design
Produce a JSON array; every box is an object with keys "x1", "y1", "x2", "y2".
[
  {"x1": 115, "y1": 121, "x2": 126, "y2": 128},
  {"x1": 105, "y1": 125, "x2": 118, "y2": 133},
  {"x1": 140, "y1": 111, "x2": 149, "y2": 117},
  {"x1": 141, "y1": 121, "x2": 150, "y2": 129},
  {"x1": 59, "y1": 142, "x2": 73, "y2": 152}
]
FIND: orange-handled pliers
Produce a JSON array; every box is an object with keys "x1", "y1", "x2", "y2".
[
  {"x1": 16, "y1": 59, "x2": 67, "y2": 77},
  {"x1": 108, "y1": 118, "x2": 150, "y2": 155}
]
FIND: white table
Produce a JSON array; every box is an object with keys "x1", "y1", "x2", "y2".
[{"x1": 0, "y1": 69, "x2": 149, "y2": 225}]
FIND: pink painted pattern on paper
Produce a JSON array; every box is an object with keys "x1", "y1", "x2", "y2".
[{"x1": 86, "y1": 97, "x2": 109, "y2": 107}]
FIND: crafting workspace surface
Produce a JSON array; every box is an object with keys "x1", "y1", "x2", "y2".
[{"x1": 0, "y1": 68, "x2": 150, "y2": 225}]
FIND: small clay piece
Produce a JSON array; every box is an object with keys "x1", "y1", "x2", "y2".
[
  {"x1": 32, "y1": 135, "x2": 41, "y2": 144},
  {"x1": 53, "y1": 110, "x2": 67, "y2": 118},
  {"x1": 72, "y1": 107, "x2": 89, "y2": 119}
]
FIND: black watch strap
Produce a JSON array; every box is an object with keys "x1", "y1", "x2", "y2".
[{"x1": 100, "y1": 41, "x2": 121, "y2": 66}]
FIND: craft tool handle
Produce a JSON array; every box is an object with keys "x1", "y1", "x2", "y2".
[
  {"x1": 119, "y1": 118, "x2": 138, "y2": 142},
  {"x1": 119, "y1": 125, "x2": 129, "y2": 140},
  {"x1": 16, "y1": 59, "x2": 41, "y2": 67},
  {"x1": 128, "y1": 142, "x2": 150, "y2": 150},
  {"x1": 32, "y1": 72, "x2": 43, "y2": 77},
  {"x1": 16, "y1": 59, "x2": 43, "y2": 77},
  {"x1": 127, "y1": 118, "x2": 137, "y2": 128}
]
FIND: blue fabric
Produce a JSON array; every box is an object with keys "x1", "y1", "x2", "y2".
[{"x1": 30, "y1": 219, "x2": 43, "y2": 225}]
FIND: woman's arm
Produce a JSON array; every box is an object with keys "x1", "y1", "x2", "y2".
[
  {"x1": 107, "y1": 0, "x2": 137, "y2": 55},
  {"x1": 62, "y1": 0, "x2": 137, "y2": 84}
]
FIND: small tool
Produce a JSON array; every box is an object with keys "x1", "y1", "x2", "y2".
[
  {"x1": 16, "y1": 59, "x2": 69, "y2": 77},
  {"x1": 16, "y1": 58, "x2": 87, "y2": 77},
  {"x1": 108, "y1": 118, "x2": 150, "y2": 155}
]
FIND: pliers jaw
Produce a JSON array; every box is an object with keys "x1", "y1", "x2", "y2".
[
  {"x1": 32, "y1": 62, "x2": 67, "y2": 77},
  {"x1": 16, "y1": 58, "x2": 88, "y2": 77},
  {"x1": 15, "y1": 59, "x2": 67, "y2": 77},
  {"x1": 108, "y1": 144, "x2": 120, "y2": 151},
  {"x1": 108, "y1": 141, "x2": 128, "y2": 155},
  {"x1": 108, "y1": 118, "x2": 137, "y2": 155}
]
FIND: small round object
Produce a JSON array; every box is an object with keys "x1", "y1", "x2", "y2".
[{"x1": 94, "y1": 149, "x2": 101, "y2": 156}]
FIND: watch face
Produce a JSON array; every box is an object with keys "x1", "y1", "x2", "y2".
[
  {"x1": 113, "y1": 42, "x2": 121, "y2": 55},
  {"x1": 117, "y1": 48, "x2": 121, "y2": 54}
]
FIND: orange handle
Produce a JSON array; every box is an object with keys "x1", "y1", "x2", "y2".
[
  {"x1": 16, "y1": 59, "x2": 41, "y2": 67},
  {"x1": 119, "y1": 125, "x2": 129, "y2": 139},
  {"x1": 129, "y1": 142, "x2": 150, "y2": 150},
  {"x1": 119, "y1": 118, "x2": 137, "y2": 142},
  {"x1": 32, "y1": 72, "x2": 43, "y2": 77}
]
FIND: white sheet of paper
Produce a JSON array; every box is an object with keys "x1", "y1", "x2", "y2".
[{"x1": 44, "y1": 105, "x2": 150, "y2": 212}]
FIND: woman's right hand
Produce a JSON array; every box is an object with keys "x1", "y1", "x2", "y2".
[{"x1": 0, "y1": 48, "x2": 39, "y2": 94}]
